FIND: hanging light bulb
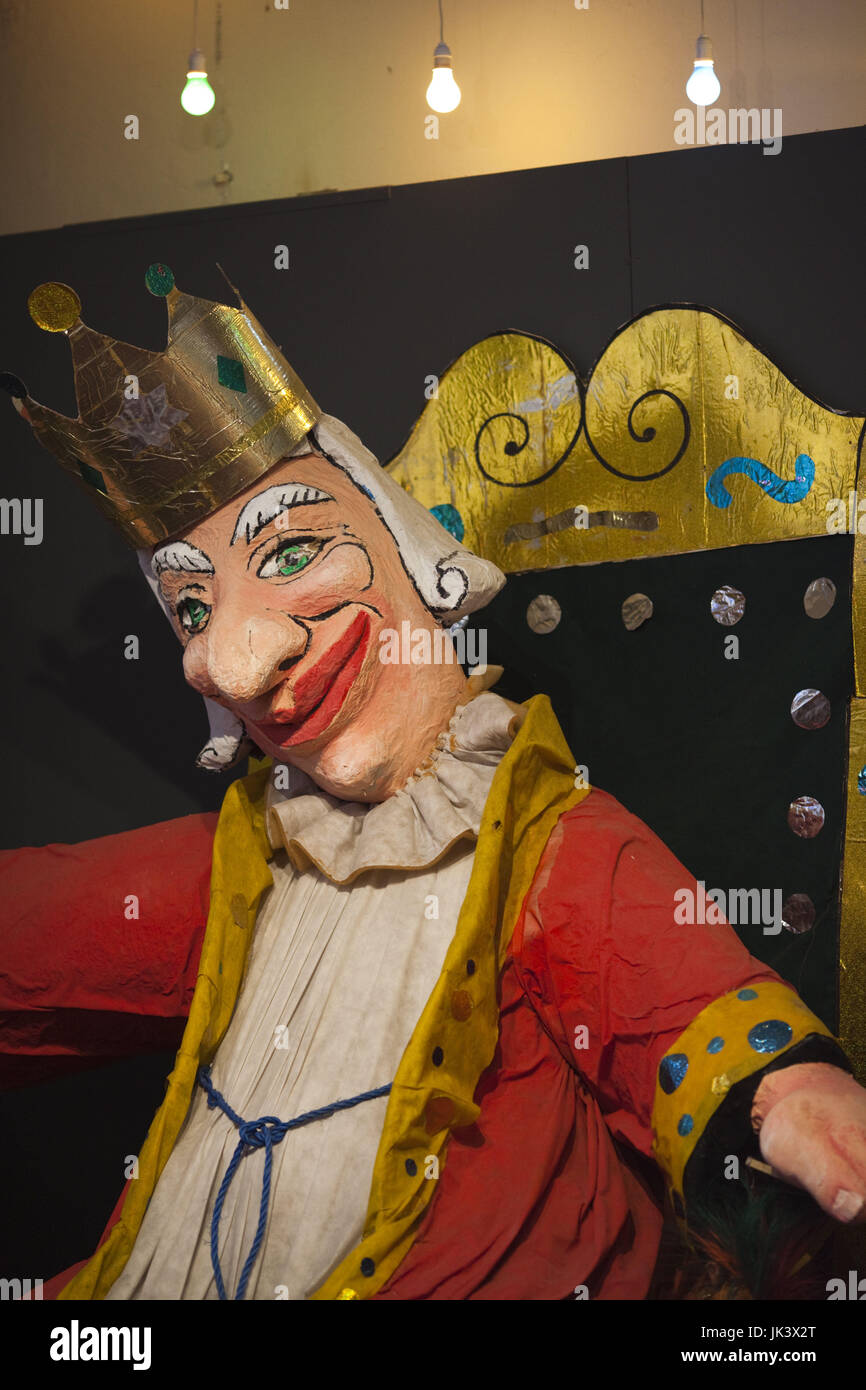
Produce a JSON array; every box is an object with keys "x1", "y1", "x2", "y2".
[
  {"x1": 181, "y1": 48, "x2": 215, "y2": 115},
  {"x1": 426, "y1": 4, "x2": 460, "y2": 114},
  {"x1": 686, "y1": 34, "x2": 721, "y2": 105},
  {"x1": 426, "y1": 40, "x2": 461, "y2": 113},
  {"x1": 181, "y1": 2, "x2": 215, "y2": 116}
]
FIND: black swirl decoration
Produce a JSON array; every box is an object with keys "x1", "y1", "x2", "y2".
[
  {"x1": 474, "y1": 388, "x2": 689, "y2": 486},
  {"x1": 583, "y1": 388, "x2": 690, "y2": 482},
  {"x1": 474, "y1": 410, "x2": 582, "y2": 488}
]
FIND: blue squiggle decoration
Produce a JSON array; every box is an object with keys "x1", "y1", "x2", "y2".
[{"x1": 706, "y1": 453, "x2": 815, "y2": 510}]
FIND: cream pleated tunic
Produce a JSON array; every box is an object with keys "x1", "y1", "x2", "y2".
[{"x1": 107, "y1": 690, "x2": 516, "y2": 1300}]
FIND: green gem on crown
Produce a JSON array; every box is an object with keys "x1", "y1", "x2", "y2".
[
  {"x1": 145, "y1": 263, "x2": 176, "y2": 297},
  {"x1": 217, "y1": 355, "x2": 247, "y2": 393},
  {"x1": 77, "y1": 459, "x2": 108, "y2": 495}
]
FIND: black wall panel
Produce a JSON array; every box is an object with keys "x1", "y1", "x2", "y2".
[{"x1": 0, "y1": 125, "x2": 862, "y2": 1280}]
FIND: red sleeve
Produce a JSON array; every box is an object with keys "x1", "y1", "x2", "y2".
[
  {"x1": 0, "y1": 812, "x2": 218, "y2": 1088},
  {"x1": 512, "y1": 787, "x2": 782, "y2": 1157}
]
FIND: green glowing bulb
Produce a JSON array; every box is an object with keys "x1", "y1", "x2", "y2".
[{"x1": 181, "y1": 49, "x2": 215, "y2": 116}]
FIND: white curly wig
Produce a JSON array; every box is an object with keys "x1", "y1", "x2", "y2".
[{"x1": 138, "y1": 413, "x2": 505, "y2": 770}]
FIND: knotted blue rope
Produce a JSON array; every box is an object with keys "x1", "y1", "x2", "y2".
[{"x1": 197, "y1": 1065, "x2": 392, "y2": 1301}]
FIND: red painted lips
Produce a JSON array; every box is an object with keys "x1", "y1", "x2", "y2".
[{"x1": 252, "y1": 608, "x2": 371, "y2": 748}]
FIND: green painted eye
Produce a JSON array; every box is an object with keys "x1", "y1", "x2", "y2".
[
  {"x1": 277, "y1": 545, "x2": 310, "y2": 576},
  {"x1": 178, "y1": 596, "x2": 210, "y2": 633},
  {"x1": 258, "y1": 538, "x2": 323, "y2": 580}
]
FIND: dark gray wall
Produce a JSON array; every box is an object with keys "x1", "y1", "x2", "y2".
[
  {"x1": 0, "y1": 127, "x2": 863, "y2": 848},
  {"x1": 0, "y1": 125, "x2": 863, "y2": 1280}
]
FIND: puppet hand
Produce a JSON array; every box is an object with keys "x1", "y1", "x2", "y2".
[{"x1": 752, "y1": 1062, "x2": 866, "y2": 1223}]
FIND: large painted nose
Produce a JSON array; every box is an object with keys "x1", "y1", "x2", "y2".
[{"x1": 183, "y1": 605, "x2": 309, "y2": 703}]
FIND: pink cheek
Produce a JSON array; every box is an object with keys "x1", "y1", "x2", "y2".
[{"x1": 292, "y1": 544, "x2": 374, "y2": 608}]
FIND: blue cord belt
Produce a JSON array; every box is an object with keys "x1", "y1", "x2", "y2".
[{"x1": 196, "y1": 1064, "x2": 392, "y2": 1301}]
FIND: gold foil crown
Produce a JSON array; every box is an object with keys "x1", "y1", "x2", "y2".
[{"x1": 15, "y1": 264, "x2": 321, "y2": 546}]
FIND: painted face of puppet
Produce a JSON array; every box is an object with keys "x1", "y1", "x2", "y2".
[{"x1": 152, "y1": 452, "x2": 469, "y2": 801}]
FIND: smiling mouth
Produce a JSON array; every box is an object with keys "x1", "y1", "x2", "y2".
[{"x1": 252, "y1": 609, "x2": 372, "y2": 749}]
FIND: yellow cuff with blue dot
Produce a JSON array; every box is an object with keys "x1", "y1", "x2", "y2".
[{"x1": 651, "y1": 981, "x2": 835, "y2": 1209}]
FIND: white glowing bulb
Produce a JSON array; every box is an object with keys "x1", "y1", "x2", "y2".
[
  {"x1": 181, "y1": 48, "x2": 215, "y2": 116},
  {"x1": 686, "y1": 35, "x2": 721, "y2": 105},
  {"x1": 426, "y1": 41, "x2": 461, "y2": 113},
  {"x1": 686, "y1": 60, "x2": 720, "y2": 105}
]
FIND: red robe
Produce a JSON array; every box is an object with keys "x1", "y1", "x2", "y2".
[{"x1": 0, "y1": 786, "x2": 832, "y2": 1299}]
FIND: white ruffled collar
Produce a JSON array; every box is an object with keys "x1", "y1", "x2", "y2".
[{"x1": 265, "y1": 677, "x2": 523, "y2": 885}]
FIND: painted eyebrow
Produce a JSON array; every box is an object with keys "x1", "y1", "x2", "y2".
[
  {"x1": 231, "y1": 483, "x2": 335, "y2": 546},
  {"x1": 152, "y1": 540, "x2": 215, "y2": 576}
]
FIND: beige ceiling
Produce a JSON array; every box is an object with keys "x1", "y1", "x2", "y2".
[{"x1": 0, "y1": 0, "x2": 863, "y2": 236}]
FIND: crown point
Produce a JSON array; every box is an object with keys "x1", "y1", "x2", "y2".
[
  {"x1": 28, "y1": 282, "x2": 81, "y2": 333},
  {"x1": 145, "y1": 262, "x2": 176, "y2": 297}
]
